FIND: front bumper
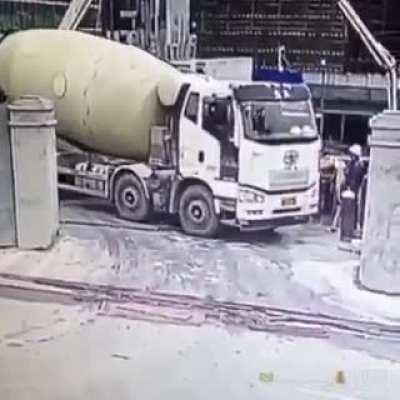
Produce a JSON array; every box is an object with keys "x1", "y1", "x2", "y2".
[
  {"x1": 235, "y1": 184, "x2": 319, "y2": 226},
  {"x1": 236, "y1": 213, "x2": 317, "y2": 231}
]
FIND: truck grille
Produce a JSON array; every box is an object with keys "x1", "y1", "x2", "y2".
[{"x1": 269, "y1": 168, "x2": 309, "y2": 190}]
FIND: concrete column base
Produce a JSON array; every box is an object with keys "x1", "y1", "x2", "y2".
[{"x1": 360, "y1": 110, "x2": 400, "y2": 294}]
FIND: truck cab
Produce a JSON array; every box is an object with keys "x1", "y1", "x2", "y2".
[{"x1": 159, "y1": 72, "x2": 321, "y2": 236}]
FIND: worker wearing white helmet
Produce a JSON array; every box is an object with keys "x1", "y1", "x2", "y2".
[
  {"x1": 349, "y1": 144, "x2": 362, "y2": 159},
  {"x1": 344, "y1": 143, "x2": 367, "y2": 230},
  {"x1": 345, "y1": 144, "x2": 365, "y2": 191}
]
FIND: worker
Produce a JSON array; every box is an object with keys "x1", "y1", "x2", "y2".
[
  {"x1": 345, "y1": 145, "x2": 365, "y2": 189},
  {"x1": 343, "y1": 144, "x2": 367, "y2": 232},
  {"x1": 328, "y1": 156, "x2": 346, "y2": 232},
  {"x1": 319, "y1": 152, "x2": 336, "y2": 217}
]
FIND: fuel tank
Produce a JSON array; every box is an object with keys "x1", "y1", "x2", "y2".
[{"x1": 0, "y1": 29, "x2": 183, "y2": 160}]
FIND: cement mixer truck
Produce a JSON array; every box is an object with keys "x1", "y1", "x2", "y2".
[{"x1": 0, "y1": 30, "x2": 320, "y2": 237}]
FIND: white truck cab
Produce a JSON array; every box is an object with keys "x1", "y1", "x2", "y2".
[{"x1": 166, "y1": 73, "x2": 320, "y2": 236}]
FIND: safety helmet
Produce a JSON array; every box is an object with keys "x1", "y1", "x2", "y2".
[{"x1": 349, "y1": 144, "x2": 362, "y2": 158}]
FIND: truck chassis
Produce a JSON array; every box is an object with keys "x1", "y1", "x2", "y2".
[
  {"x1": 57, "y1": 140, "x2": 227, "y2": 237},
  {"x1": 57, "y1": 144, "x2": 312, "y2": 238}
]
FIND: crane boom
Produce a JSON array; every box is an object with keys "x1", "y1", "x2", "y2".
[
  {"x1": 59, "y1": 0, "x2": 94, "y2": 30},
  {"x1": 338, "y1": 0, "x2": 398, "y2": 110}
]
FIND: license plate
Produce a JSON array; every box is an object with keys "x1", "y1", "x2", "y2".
[{"x1": 281, "y1": 196, "x2": 297, "y2": 207}]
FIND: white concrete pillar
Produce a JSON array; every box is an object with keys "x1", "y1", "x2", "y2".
[
  {"x1": 0, "y1": 102, "x2": 16, "y2": 247},
  {"x1": 8, "y1": 96, "x2": 59, "y2": 250},
  {"x1": 360, "y1": 110, "x2": 400, "y2": 293}
]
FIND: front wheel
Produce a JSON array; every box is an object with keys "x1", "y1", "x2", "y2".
[
  {"x1": 114, "y1": 173, "x2": 151, "y2": 222},
  {"x1": 178, "y1": 185, "x2": 220, "y2": 238}
]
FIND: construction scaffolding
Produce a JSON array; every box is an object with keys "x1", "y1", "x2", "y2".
[
  {"x1": 0, "y1": 0, "x2": 101, "y2": 33},
  {"x1": 191, "y1": 0, "x2": 400, "y2": 73},
  {"x1": 191, "y1": 0, "x2": 347, "y2": 72},
  {"x1": 100, "y1": 0, "x2": 195, "y2": 60},
  {"x1": 1, "y1": 0, "x2": 399, "y2": 73}
]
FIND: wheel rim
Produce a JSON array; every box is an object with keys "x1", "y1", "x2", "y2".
[
  {"x1": 188, "y1": 200, "x2": 208, "y2": 224},
  {"x1": 121, "y1": 187, "x2": 139, "y2": 210},
  {"x1": 186, "y1": 199, "x2": 209, "y2": 229}
]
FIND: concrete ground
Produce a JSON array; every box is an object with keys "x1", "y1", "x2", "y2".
[
  {"x1": 2, "y1": 195, "x2": 400, "y2": 399},
  {"x1": 1, "y1": 195, "x2": 397, "y2": 324},
  {"x1": 1, "y1": 296, "x2": 400, "y2": 400}
]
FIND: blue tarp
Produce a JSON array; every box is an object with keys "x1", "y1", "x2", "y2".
[{"x1": 253, "y1": 68, "x2": 304, "y2": 84}]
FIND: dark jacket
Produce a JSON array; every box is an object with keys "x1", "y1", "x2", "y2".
[{"x1": 344, "y1": 158, "x2": 366, "y2": 194}]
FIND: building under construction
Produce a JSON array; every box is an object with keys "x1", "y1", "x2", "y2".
[
  {"x1": 0, "y1": 1, "x2": 192, "y2": 60},
  {"x1": 192, "y1": 0, "x2": 400, "y2": 73},
  {"x1": 2, "y1": 0, "x2": 399, "y2": 73},
  {"x1": 1, "y1": 0, "x2": 400, "y2": 147},
  {"x1": 191, "y1": 0, "x2": 346, "y2": 72}
]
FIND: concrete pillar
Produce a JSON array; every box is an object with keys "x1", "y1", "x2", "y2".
[
  {"x1": 8, "y1": 96, "x2": 59, "y2": 250},
  {"x1": 360, "y1": 110, "x2": 400, "y2": 293},
  {"x1": 0, "y1": 102, "x2": 16, "y2": 247}
]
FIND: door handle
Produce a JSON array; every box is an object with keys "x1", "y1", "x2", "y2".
[{"x1": 198, "y1": 151, "x2": 205, "y2": 163}]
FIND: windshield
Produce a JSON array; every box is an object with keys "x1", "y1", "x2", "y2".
[{"x1": 241, "y1": 100, "x2": 318, "y2": 142}]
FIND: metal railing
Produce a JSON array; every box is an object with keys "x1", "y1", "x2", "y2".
[{"x1": 303, "y1": 71, "x2": 390, "y2": 89}]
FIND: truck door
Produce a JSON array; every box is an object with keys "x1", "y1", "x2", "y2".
[
  {"x1": 202, "y1": 97, "x2": 238, "y2": 181},
  {"x1": 179, "y1": 91, "x2": 207, "y2": 177},
  {"x1": 179, "y1": 92, "x2": 238, "y2": 181}
]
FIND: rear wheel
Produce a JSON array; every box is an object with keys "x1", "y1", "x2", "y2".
[
  {"x1": 114, "y1": 173, "x2": 151, "y2": 222},
  {"x1": 179, "y1": 185, "x2": 219, "y2": 238}
]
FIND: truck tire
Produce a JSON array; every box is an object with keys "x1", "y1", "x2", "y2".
[
  {"x1": 114, "y1": 173, "x2": 151, "y2": 222},
  {"x1": 179, "y1": 185, "x2": 220, "y2": 238}
]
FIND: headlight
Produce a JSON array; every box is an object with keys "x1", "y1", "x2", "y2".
[
  {"x1": 290, "y1": 125, "x2": 302, "y2": 136},
  {"x1": 302, "y1": 125, "x2": 316, "y2": 137},
  {"x1": 239, "y1": 189, "x2": 266, "y2": 204}
]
